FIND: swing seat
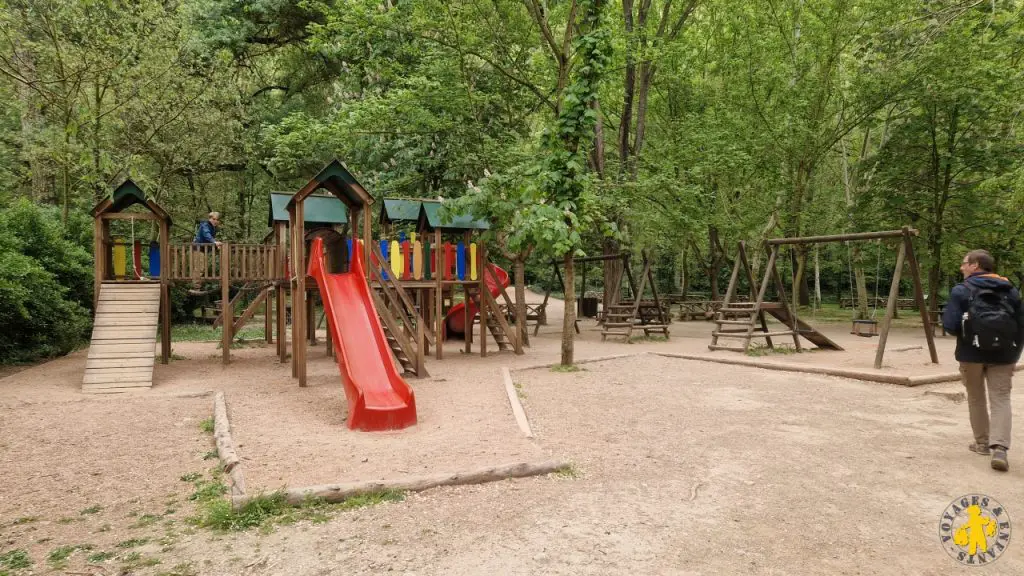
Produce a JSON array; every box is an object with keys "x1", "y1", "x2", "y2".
[{"x1": 851, "y1": 319, "x2": 879, "y2": 337}]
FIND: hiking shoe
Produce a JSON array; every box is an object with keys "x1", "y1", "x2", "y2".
[
  {"x1": 991, "y1": 447, "x2": 1009, "y2": 472},
  {"x1": 969, "y1": 442, "x2": 991, "y2": 455}
]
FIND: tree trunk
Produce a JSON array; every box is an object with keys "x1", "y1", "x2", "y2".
[
  {"x1": 561, "y1": 253, "x2": 576, "y2": 366},
  {"x1": 603, "y1": 236, "x2": 622, "y2": 312},
  {"x1": 513, "y1": 257, "x2": 529, "y2": 347},
  {"x1": 792, "y1": 248, "x2": 807, "y2": 314},
  {"x1": 681, "y1": 245, "x2": 689, "y2": 300},
  {"x1": 13, "y1": 39, "x2": 47, "y2": 201},
  {"x1": 814, "y1": 245, "x2": 821, "y2": 308},
  {"x1": 631, "y1": 62, "x2": 652, "y2": 179},
  {"x1": 928, "y1": 229, "x2": 943, "y2": 318},
  {"x1": 591, "y1": 99, "x2": 605, "y2": 177},
  {"x1": 618, "y1": 0, "x2": 636, "y2": 177},
  {"x1": 708, "y1": 226, "x2": 722, "y2": 300}
]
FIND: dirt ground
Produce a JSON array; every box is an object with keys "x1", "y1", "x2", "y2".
[{"x1": 1, "y1": 291, "x2": 1021, "y2": 574}]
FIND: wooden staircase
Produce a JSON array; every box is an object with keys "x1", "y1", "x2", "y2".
[
  {"x1": 381, "y1": 321, "x2": 417, "y2": 376},
  {"x1": 600, "y1": 250, "x2": 670, "y2": 341},
  {"x1": 368, "y1": 243, "x2": 432, "y2": 377},
  {"x1": 707, "y1": 241, "x2": 845, "y2": 354},
  {"x1": 83, "y1": 282, "x2": 161, "y2": 393}
]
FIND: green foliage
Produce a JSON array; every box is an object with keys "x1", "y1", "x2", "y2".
[
  {"x1": 0, "y1": 549, "x2": 31, "y2": 570},
  {"x1": 198, "y1": 418, "x2": 215, "y2": 434},
  {"x1": 0, "y1": 200, "x2": 93, "y2": 363},
  {"x1": 47, "y1": 544, "x2": 93, "y2": 567},
  {"x1": 87, "y1": 550, "x2": 116, "y2": 563}
]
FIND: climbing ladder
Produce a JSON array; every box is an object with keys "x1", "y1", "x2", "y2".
[
  {"x1": 83, "y1": 282, "x2": 161, "y2": 393},
  {"x1": 601, "y1": 250, "x2": 669, "y2": 341},
  {"x1": 381, "y1": 322, "x2": 418, "y2": 376},
  {"x1": 709, "y1": 242, "x2": 841, "y2": 353}
]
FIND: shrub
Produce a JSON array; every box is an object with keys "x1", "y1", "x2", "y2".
[{"x1": 0, "y1": 200, "x2": 93, "y2": 363}]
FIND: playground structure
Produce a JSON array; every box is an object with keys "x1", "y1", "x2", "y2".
[
  {"x1": 708, "y1": 227, "x2": 939, "y2": 369},
  {"x1": 86, "y1": 160, "x2": 523, "y2": 430},
  {"x1": 538, "y1": 250, "x2": 670, "y2": 341}
]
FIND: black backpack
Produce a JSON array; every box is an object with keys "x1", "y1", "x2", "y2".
[{"x1": 964, "y1": 283, "x2": 1019, "y2": 351}]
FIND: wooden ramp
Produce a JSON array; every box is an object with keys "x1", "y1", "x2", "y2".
[
  {"x1": 763, "y1": 306, "x2": 843, "y2": 351},
  {"x1": 83, "y1": 282, "x2": 160, "y2": 393}
]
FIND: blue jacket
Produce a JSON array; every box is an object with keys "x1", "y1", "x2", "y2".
[
  {"x1": 941, "y1": 272, "x2": 1024, "y2": 364},
  {"x1": 193, "y1": 220, "x2": 217, "y2": 244}
]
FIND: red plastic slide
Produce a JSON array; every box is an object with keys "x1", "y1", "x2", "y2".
[
  {"x1": 307, "y1": 237, "x2": 417, "y2": 431},
  {"x1": 444, "y1": 264, "x2": 510, "y2": 338}
]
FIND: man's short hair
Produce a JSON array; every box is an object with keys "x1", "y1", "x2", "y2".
[
  {"x1": 965, "y1": 249, "x2": 995, "y2": 272},
  {"x1": 209, "y1": 211, "x2": 220, "y2": 220}
]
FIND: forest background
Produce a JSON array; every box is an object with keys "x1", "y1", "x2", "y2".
[{"x1": 1, "y1": 0, "x2": 1021, "y2": 363}]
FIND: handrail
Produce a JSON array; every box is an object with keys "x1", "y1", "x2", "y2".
[
  {"x1": 165, "y1": 242, "x2": 283, "y2": 281},
  {"x1": 370, "y1": 243, "x2": 435, "y2": 347},
  {"x1": 482, "y1": 264, "x2": 521, "y2": 353},
  {"x1": 366, "y1": 244, "x2": 428, "y2": 374}
]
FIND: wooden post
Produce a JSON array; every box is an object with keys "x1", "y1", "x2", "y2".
[
  {"x1": 221, "y1": 243, "x2": 232, "y2": 364},
  {"x1": 767, "y1": 246, "x2": 801, "y2": 352},
  {"x1": 307, "y1": 290, "x2": 316, "y2": 345},
  {"x1": 903, "y1": 229, "x2": 939, "y2": 364},
  {"x1": 93, "y1": 216, "x2": 103, "y2": 309},
  {"x1": 276, "y1": 224, "x2": 287, "y2": 363},
  {"x1": 362, "y1": 208, "x2": 371, "y2": 282},
  {"x1": 435, "y1": 229, "x2": 443, "y2": 360},
  {"x1": 874, "y1": 241, "x2": 907, "y2": 369},
  {"x1": 265, "y1": 286, "x2": 273, "y2": 344},
  {"x1": 464, "y1": 284, "x2": 472, "y2": 354},
  {"x1": 325, "y1": 313, "x2": 333, "y2": 358},
  {"x1": 159, "y1": 220, "x2": 171, "y2": 364},
  {"x1": 480, "y1": 243, "x2": 488, "y2": 358},
  {"x1": 278, "y1": 284, "x2": 287, "y2": 363},
  {"x1": 579, "y1": 261, "x2": 586, "y2": 317},
  {"x1": 416, "y1": 312, "x2": 425, "y2": 376},
  {"x1": 295, "y1": 200, "x2": 307, "y2": 386}
]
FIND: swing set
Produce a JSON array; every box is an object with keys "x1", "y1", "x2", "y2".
[{"x1": 710, "y1": 227, "x2": 939, "y2": 369}]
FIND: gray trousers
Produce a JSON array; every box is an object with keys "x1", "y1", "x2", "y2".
[{"x1": 959, "y1": 362, "x2": 1014, "y2": 449}]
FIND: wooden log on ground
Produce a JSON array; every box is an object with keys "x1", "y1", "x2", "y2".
[
  {"x1": 500, "y1": 367, "x2": 533, "y2": 438},
  {"x1": 213, "y1": 392, "x2": 241, "y2": 473},
  {"x1": 233, "y1": 459, "x2": 569, "y2": 508}
]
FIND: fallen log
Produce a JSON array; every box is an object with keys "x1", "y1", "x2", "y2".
[
  {"x1": 232, "y1": 459, "x2": 569, "y2": 508},
  {"x1": 213, "y1": 391, "x2": 241, "y2": 474}
]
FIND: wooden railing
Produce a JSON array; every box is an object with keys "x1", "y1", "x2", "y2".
[
  {"x1": 369, "y1": 243, "x2": 431, "y2": 377},
  {"x1": 481, "y1": 264, "x2": 521, "y2": 354},
  {"x1": 167, "y1": 243, "x2": 283, "y2": 282}
]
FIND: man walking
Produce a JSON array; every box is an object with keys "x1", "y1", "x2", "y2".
[{"x1": 942, "y1": 249, "x2": 1024, "y2": 471}]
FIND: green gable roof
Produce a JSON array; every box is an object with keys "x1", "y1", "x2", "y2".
[
  {"x1": 380, "y1": 198, "x2": 426, "y2": 225},
  {"x1": 269, "y1": 192, "x2": 348, "y2": 227},
  {"x1": 92, "y1": 179, "x2": 172, "y2": 225},
  {"x1": 111, "y1": 180, "x2": 149, "y2": 211},
  {"x1": 418, "y1": 200, "x2": 490, "y2": 233}
]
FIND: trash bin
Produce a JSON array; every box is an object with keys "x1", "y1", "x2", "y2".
[{"x1": 581, "y1": 296, "x2": 599, "y2": 318}]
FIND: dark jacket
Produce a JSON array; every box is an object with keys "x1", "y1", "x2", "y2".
[
  {"x1": 941, "y1": 272, "x2": 1024, "y2": 364},
  {"x1": 193, "y1": 220, "x2": 217, "y2": 244}
]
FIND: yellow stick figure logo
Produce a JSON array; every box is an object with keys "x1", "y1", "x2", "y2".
[{"x1": 940, "y1": 494, "x2": 1011, "y2": 565}]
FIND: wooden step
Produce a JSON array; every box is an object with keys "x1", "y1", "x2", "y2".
[
  {"x1": 719, "y1": 307, "x2": 755, "y2": 314},
  {"x1": 637, "y1": 324, "x2": 668, "y2": 329},
  {"x1": 713, "y1": 330, "x2": 794, "y2": 338},
  {"x1": 708, "y1": 344, "x2": 747, "y2": 352},
  {"x1": 716, "y1": 319, "x2": 754, "y2": 326}
]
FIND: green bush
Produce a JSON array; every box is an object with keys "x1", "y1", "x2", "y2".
[{"x1": 0, "y1": 200, "x2": 93, "y2": 363}]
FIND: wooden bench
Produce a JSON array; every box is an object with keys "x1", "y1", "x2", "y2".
[{"x1": 499, "y1": 302, "x2": 548, "y2": 335}]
